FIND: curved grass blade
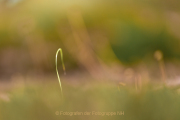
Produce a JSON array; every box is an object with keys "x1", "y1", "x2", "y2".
[{"x1": 56, "y1": 48, "x2": 66, "y2": 98}]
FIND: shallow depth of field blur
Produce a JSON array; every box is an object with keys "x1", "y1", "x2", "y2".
[{"x1": 1, "y1": 0, "x2": 180, "y2": 120}]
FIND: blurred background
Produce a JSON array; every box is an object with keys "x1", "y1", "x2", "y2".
[
  {"x1": 1, "y1": 0, "x2": 180, "y2": 81},
  {"x1": 1, "y1": 0, "x2": 180, "y2": 80},
  {"x1": 1, "y1": 0, "x2": 180, "y2": 120}
]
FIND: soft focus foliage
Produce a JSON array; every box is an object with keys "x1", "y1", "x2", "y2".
[
  {"x1": 1, "y1": 0, "x2": 180, "y2": 120},
  {"x1": 0, "y1": 0, "x2": 180, "y2": 76},
  {"x1": 1, "y1": 80, "x2": 180, "y2": 120}
]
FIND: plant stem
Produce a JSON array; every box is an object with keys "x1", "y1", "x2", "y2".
[{"x1": 56, "y1": 48, "x2": 66, "y2": 99}]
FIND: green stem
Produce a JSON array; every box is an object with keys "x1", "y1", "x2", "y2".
[{"x1": 56, "y1": 48, "x2": 66, "y2": 99}]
